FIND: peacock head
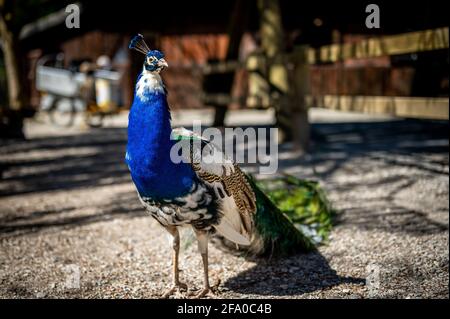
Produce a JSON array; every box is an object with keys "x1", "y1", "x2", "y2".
[
  {"x1": 129, "y1": 34, "x2": 168, "y2": 73},
  {"x1": 143, "y1": 50, "x2": 168, "y2": 73}
]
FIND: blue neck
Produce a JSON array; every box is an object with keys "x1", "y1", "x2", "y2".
[{"x1": 126, "y1": 72, "x2": 194, "y2": 199}]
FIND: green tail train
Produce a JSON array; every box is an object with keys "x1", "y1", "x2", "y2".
[{"x1": 213, "y1": 174, "x2": 334, "y2": 257}]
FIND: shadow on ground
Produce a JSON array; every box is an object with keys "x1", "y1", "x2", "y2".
[
  {"x1": 0, "y1": 128, "x2": 129, "y2": 196},
  {"x1": 0, "y1": 119, "x2": 448, "y2": 238},
  {"x1": 0, "y1": 189, "x2": 145, "y2": 238},
  {"x1": 0, "y1": 118, "x2": 447, "y2": 296},
  {"x1": 223, "y1": 252, "x2": 365, "y2": 296}
]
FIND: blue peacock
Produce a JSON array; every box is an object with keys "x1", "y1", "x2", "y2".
[{"x1": 126, "y1": 34, "x2": 315, "y2": 298}]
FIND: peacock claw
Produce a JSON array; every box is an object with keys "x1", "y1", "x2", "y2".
[
  {"x1": 191, "y1": 287, "x2": 210, "y2": 299},
  {"x1": 177, "y1": 282, "x2": 188, "y2": 291},
  {"x1": 161, "y1": 282, "x2": 188, "y2": 298}
]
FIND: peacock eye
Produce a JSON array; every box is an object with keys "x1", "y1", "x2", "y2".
[{"x1": 147, "y1": 57, "x2": 156, "y2": 63}]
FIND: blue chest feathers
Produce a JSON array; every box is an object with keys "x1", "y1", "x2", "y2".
[{"x1": 126, "y1": 72, "x2": 195, "y2": 199}]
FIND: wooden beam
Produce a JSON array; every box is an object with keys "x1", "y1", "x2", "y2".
[
  {"x1": 202, "y1": 27, "x2": 450, "y2": 71},
  {"x1": 312, "y1": 95, "x2": 449, "y2": 120},
  {"x1": 202, "y1": 60, "x2": 241, "y2": 75},
  {"x1": 307, "y1": 27, "x2": 449, "y2": 64}
]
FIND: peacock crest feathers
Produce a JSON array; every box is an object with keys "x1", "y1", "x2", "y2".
[{"x1": 129, "y1": 34, "x2": 150, "y2": 55}]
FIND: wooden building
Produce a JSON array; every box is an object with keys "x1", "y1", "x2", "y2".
[{"x1": 1, "y1": 0, "x2": 448, "y2": 142}]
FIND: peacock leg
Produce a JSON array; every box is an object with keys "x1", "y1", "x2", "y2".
[
  {"x1": 192, "y1": 228, "x2": 210, "y2": 298},
  {"x1": 162, "y1": 226, "x2": 188, "y2": 298}
]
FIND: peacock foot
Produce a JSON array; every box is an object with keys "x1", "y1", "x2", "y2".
[
  {"x1": 191, "y1": 287, "x2": 210, "y2": 299},
  {"x1": 161, "y1": 282, "x2": 188, "y2": 298}
]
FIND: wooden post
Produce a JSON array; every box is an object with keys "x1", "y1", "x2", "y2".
[
  {"x1": 291, "y1": 45, "x2": 311, "y2": 153},
  {"x1": 212, "y1": 0, "x2": 249, "y2": 127},
  {"x1": 246, "y1": 51, "x2": 271, "y2": 108},
  {"x1": 257, "y1": 0, "x2": 293, "y2": 143}
]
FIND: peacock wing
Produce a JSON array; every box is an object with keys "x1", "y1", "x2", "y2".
[{"x1": 171, "y1": 127, "x2": 256, "y2": 245}]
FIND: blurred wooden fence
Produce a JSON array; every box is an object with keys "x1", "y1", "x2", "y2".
[
  {"x1": 306, "y1": 27, "x2": 448, "y2": 64},
  {"x1": 305, "y1": 27, "x2": 449, "y2": 120},
  {"x1": 202, "y1": 27, "x2": 449, "y2": 120}
]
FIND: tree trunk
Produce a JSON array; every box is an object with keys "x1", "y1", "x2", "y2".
[
  {"x1": 0, "y1": 14, "x2": 27, "y2": 111},
  {"x1": 0, "y1": 12, "x2": 29, "y2": 138}
]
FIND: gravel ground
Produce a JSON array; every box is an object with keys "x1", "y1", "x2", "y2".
[{"x1": 0, "y1": 109, "x2": 448, "y2": 299}]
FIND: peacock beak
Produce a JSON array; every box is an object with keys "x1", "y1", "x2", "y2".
[{"x1": 158, "y1": 58, "x2": 168, "y2": 68}]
